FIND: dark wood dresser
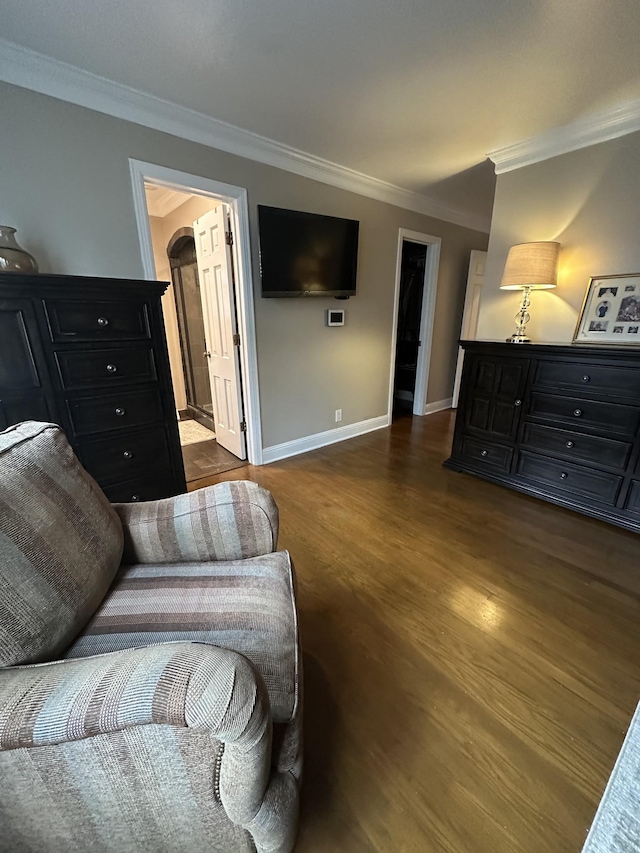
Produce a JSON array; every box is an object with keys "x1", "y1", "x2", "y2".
[
  {"x1": 445, "y1": 341, "x2": 640, "y2": 532},
  {"x1": 0, "y1": 273, "x2": 186, "y2": 502}
]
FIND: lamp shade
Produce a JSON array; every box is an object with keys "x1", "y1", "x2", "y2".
[{"x1": 499, "y1": 241, "x2": 560, "y2": 290}]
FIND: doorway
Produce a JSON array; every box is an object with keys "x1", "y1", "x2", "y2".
[
  {"x1": 167, "y1": 227, "x2": 214, "y2": 431},
  {"x1": 144, "y1": 186, "x2": 247, "y2": 483},
  {"x1": 393, "y1": 241, "x2": 427, "y2": 415},
  {"x1": 129, "y1": 159, "x2": 264, "y2": 480},
  {"x1": 388, "y1": 229, "x2": 441, "y2": 421}
]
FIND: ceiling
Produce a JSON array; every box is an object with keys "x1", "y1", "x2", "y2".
[
  {"x1": 2, "y1": 0, "x2": 640, "y2": 228},
  {"x1": 144, "y1": 185, "x2": 194, "y2": 219}
]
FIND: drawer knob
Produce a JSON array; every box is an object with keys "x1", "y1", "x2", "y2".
[
  {"x1": 566, "y1": 440, "x2": 574, "y2": 448},
  {"x1": 123, "y1": 450, "x2": 133, "y2": 459},
  {"x1": 560, "y1": 472, "x2": 568, "y2": 479},
  {"x1": 131, "y1": 494, "x2": 141, "y2": 502},
  {"x1": 481, "y1": 450, "x2": 488, "y2": 457},
  {"x1": 97, "y1": 317, "x2": 109, "y2": 327},
  {"x1": 106, "y1": 363, "x2": 117, "y2": 374},
  {"x1": 514, "y1": 399, "x2": 522, "y2": 407},
  {"x1": 115, "y1": 407, "x2": 126, "y2": 417},
  {"x1": 573, "y1": 409, "x2": 582, "y2": 417},
  {"x1": 582, "y1": 375, "x2": 590, "y2": 382}
]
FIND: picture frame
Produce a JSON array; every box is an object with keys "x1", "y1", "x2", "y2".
[{"x1": 573, "y1": 273, "x2": 640, "y2": 345}]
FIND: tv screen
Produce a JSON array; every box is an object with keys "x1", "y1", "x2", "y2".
[{"x1": 258, "y1": 206, "x2": 359, "y2": 297}]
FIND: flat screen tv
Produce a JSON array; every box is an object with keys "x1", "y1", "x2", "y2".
[{"x1": 258, "y1": 205, "x2": 359, "y2": 298}]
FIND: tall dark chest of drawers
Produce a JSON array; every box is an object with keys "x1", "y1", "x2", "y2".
[
  {"x1": 445, "y1": 341, "x2": 640, "y2": 532},
  {"x1": 0, "y1": 273, "x2": 186, "y2": 502}
]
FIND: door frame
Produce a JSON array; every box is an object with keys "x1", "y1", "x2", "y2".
[
  {"x1": 388, "y1": 228, "x2": 441, "y2": 418},
  {"x1": 129, "y1": 159, "x2": 263, "y2": 465}
]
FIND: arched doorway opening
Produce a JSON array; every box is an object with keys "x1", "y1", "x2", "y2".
[{"x1": 167, "y1": 227, "x2": 214, "y2": 431}]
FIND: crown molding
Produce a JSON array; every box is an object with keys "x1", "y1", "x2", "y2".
[
  {"x1": 0, "y1": 37, "x2": 490, "y2": 233},
  {"x1": 489, "y1": 96, "x2": 640, "y2": 174}
]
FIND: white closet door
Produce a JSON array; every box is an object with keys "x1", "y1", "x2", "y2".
[{"x1": 452, "y1": 250, "x2": 487, "y2": 408}]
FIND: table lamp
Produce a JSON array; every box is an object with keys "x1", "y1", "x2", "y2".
[{"x1": 500, "y1": 241, "x2": 560, "y2": 343}]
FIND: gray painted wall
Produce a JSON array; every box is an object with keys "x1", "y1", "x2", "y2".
[
  {"x1": 0, "y1": 82, "x2": 488, "y2": 449},
  {"x1": 478, "y1": 131, "x2": 640, "y2": 342}
]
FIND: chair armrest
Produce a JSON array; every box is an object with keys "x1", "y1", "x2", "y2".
[
  {"x1": 113, "y1": 480, "x2": 279, "y2": 564},
  {"x1": 0, "y1": 642, "x2": 274, "y2": 832},
  {"x1": 0, "y1": 642, "x2": 267, "y2": 751}
]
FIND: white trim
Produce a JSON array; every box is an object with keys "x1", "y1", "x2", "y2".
[
  {"x1": 128, "y1": 159, "x2": 263, "y2": 466},
  {"x1": 489, "y1": 95, "x2": 640, "y2": 174},
  {"x1": 388, "y1": 229, "x2": 442, "y2": 419},
  {"x1": 262, "y1": 415, "x2": 389, "y2": 465},
  {"x1": 0, "y1": 37, "x2": 489, "y2": 234},
  {"x1": 423, "y1": 397, "x2": 453, "y2": 415}
]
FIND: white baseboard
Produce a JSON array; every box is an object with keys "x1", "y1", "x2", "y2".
[
  {"x1": 423, "y1": 397, "x2": 453, "y2": 415},
  {"x1": 262, "y1": 414, "x2": 390, "y2": 464}
]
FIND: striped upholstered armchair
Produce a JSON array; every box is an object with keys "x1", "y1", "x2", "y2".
[{"x1": 0, "y1": 422, "x2": 301, "y2": 853}]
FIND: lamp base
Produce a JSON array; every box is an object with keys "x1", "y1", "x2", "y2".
[{"x1": 507, "y1": 286, "x2": 532, "y2": 345}]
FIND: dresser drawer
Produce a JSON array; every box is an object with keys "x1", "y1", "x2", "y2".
[
  {"x1": 521, "y1": 423, "x2": 632, "y2": 470},
  {"x1": 528, "y1": 392, "x2": 640, "y2": 437},
  {"x1": 624, "y1": 481, "x2": 640, "y2": 516},
  {"x1": 55, "y1": 347, "x2": 156, "y2": 390},
  {"x1": 79, "y1": 426, "x2": 171, "y2": 484},
  {"x1": 67, "y1": 388, "x2": 164, "y2": 436},
  {"x1": 101, "y1": 472, "x2": 176, "y2": 504},
  {"x1": 460, "y1": 436, "x2": 513, "y2": 472},
  {"x1": 534, "y1": 360, "x2": 640, "y2": 400},
  {"x1": 44, "y1": 300, "x2": 150, "y2": 342},
  {"x1": 517, "y1": 451, "x2": 623, "y2": 506}
]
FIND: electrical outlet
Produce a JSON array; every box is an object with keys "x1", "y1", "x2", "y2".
[{"x1": 335, "y1": 408, "x2": 342, "y2": 423}]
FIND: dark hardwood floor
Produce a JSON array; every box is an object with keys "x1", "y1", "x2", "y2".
[
  {"x1": 181, "y1": 438, "x2": 247, "y2": 483},
  {"x1": 191, "y1": 410, "x2": 640, "y2": 853}
]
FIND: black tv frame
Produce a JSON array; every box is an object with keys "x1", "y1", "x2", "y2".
[{"x1": 258, "y1": 205, "x2": 359, "y2": 298}]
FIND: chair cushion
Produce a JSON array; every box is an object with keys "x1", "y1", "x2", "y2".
[
  {"x1": 64, "y1": 550, "x2": 299, "y2": 723},
  {"x1": 0, "y1": 421, "x2": 124, "y2": 667}
]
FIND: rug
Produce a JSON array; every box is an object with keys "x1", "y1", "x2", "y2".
[
  {"x1": 582, "y1": 701, "x2": 640, "y2": 852},
  {"x1": 178, "y1": 419, "x2": 215, "y2": 446}
]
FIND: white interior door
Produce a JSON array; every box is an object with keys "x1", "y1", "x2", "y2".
[
  {"x1": 452, "y1": 249, "x2": 487, "y2": 408},
  {"x1": 194, "y1": 206, "x2": 246, "y2": 459}
]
